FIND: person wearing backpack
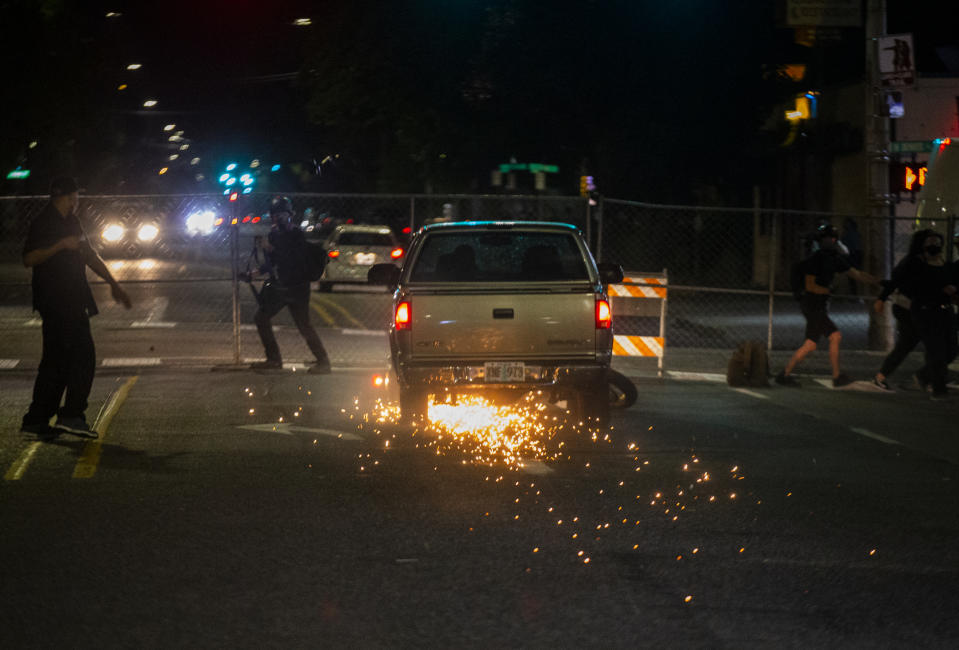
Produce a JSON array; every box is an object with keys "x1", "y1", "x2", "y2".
[
  {"x1": 776, "y1": 224, "x2": 877, "y2": 388},
  {"x1": 248, "y1": 196, "x2": 332, "y2": 374}
]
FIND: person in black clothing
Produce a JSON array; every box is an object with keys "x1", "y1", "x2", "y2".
[
  {"x1": 890, "y1": 231, "x2": 957, "y2": 400},
  {"x1": 871, "y1": 229, "x2": 933, "y2": 391},
  {"x1": 776, "y1": 223, "x2": 877, "y2": 388},
  {"x1": 249, "y1": 196, "x2": 331, "y2": 373},
  {"x1": 20, "y1": 177, "x2": 132, "y2": 439}
]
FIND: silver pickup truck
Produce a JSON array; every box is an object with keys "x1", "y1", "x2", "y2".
[{"x1": 369, "y1": 221, "x2": 624, "y2": 425}]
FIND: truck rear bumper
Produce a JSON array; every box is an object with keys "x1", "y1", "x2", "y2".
[{"x1": 397, "y1": 362, "x2": 608, "y2": 391}]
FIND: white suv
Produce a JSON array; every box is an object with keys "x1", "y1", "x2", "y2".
[{"x1": 318, "y1": 224, "x2": 404, "y2": 291}]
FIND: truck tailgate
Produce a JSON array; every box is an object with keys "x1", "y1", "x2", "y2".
[{"x1": 408, "y1": 291, "x2": 596, "y2": 359}]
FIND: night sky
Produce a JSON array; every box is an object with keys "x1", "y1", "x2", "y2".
[{"x1": 1, "y1": 1, "x2": 955, "y2": 202}]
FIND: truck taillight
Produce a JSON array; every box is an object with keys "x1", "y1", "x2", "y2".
[
  {"x1": 395, "y1": 301, "x2": 411, "y2": 330},
  {"x1": 595, "y1": 298, "x2": 612, "y2": 329},
  {"x1": 328, "y1": 249, "x2": 340, "y2": 259},
  {"x1": 390, "y1": 247, "x2": 404, "y2": 259}
]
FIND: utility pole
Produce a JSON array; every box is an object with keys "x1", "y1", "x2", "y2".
[{"x1": 864, "y1": 0, "x2": 892, "y2": 349}]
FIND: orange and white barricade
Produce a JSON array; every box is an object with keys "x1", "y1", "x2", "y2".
[{"x1": 609, "y1": 270, "x2": 668, "y2": 375}]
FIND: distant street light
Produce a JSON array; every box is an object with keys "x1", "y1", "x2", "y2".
[
  {"x1": 126, "y1": 63, "x2": 142, "y2": 70},
  {"x1": 117, "y1": 84, "x2": 127, "y2": 91},
  {"x1": 163, "y1": 124, "x2": 176, "y2": 131},
  {"x1": 143, "y1": 99, "x2": 158, "y2": 107},
  {"x1": 158, "y1": 167, "x2": 168, "y2": 175},
  {"x1": 293, "y1": 18, "x2": 311, "y2": 26}
]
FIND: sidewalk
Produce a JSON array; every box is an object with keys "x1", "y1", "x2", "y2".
[{"x1": 613, "y1": 347, "x2": 954, "y2": 384}]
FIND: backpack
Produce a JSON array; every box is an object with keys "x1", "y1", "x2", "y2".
[
  {"x1": 305, "y1": 241, "x2": 327, "y2": 281},
  {"x1": 727, "y1": 341, "x2": 769, "y2": 387}
]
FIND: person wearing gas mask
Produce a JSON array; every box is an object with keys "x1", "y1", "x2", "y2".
[
  {"x1": 889, "y1": 230, "x2": 957, "y2": 400},
  {"x1": 776, "y1": 223, "x2": 877, "y2": 388},
  {"x1": 248, "y1": 196, "x2": 331, "y2": 374}
]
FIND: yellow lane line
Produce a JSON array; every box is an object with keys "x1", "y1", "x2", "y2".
[
  {"x1": 73, "y1": 375, "x2": 139, "y2": 480},
  {"x1": 4, "y1": 442, "x2": 43, "y2": 481},
  {"x1": 312, "y1": 294, "x2": 366, "y2": 329},
  {"x1": 309, "y1": 298, "x2": 336, "y2": 327}
]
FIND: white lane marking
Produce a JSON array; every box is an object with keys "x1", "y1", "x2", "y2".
[
  {"x1": 101, "y1": 357, "x2": 162, "y2": 367},
  {"x1": 237, "y1": 423, "x2": 363, "y2": 441},
  {"x1": 131, "y1": 297, "x2": 175, "y2": 328},
  {"x1": 730, "y1": 387, "x2": 770, "y2": 400},
  {"x1": 850, "y1": 427, "x2": 902, "y2": 446},
  {"x1": 0, "y1": 359, "x2": 19, "y2": 369},
  {"x1": 341, "y1": 329, "x2": 388, "y2": 337},
  {"x1": 667, "y1": 371, "x2": 726, "y2": 383}
]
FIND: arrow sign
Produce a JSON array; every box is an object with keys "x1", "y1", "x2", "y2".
[{"x1": 237, "y1": 423, "x2": 362, "y2": 440}]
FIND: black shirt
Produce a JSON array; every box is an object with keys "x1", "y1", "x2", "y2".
[
  {"x1": 890, "y1": 256, "x2": 956, "y2": 309},
  {"x1": 265, "y1": 226, "x2": 311, "y2": 287},
  {"x1": 803, "y1": 248, "x2": 851, "y2": 293},
  {"x1": 23, "y1": 202, "x2": 98, "y2": 316}
]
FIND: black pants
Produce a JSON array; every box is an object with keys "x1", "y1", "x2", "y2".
[
  {"x1": 879, "y1": 304, "x2": 923, "y2": 377},
  {"x1": 23, "y1": 309, "x2": 96, "y2": 425},
  {"x1": 913, "y1": 305, "x2": 958, "y2": 394},
  {"x1": 253, "y1": 283, "x2": 329, "y2": 365}
]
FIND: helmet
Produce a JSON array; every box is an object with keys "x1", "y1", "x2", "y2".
[
  {"x1": 269, "y1": 196, "x2": 294, "y2": 216},
  {"x1": 815, "y1": 223, "x2": 839, "y2": 240}
]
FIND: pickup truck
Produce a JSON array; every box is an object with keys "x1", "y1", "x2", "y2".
[{"x1": 368, "y1": 221, "x2": 624, "y2": 425}]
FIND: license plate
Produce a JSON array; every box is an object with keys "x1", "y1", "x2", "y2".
[
  {"x1": 354, "y1": 252, "x2": 376, "y2": 265},
  {"x1": 484, "y1": 362, "x2": 525, "y2": 382}
]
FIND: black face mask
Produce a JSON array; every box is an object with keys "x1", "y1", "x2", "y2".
[{"x1": 925, "y1": 245, "x2": 942, "y2": 256}]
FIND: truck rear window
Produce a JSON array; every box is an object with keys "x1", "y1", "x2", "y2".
[
  {"x1": 336, "y1": 232, "x2": 394, "y2": 247},
  {"x1": 409, "y1": 231, "x2": 590, "y2": 282}
]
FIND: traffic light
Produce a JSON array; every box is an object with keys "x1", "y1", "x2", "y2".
[
  {"x1": 579, "y1": 175, "x2": 595, "y2": 197},
  {"x1": 889, "y1": 161, "x2": 927, "y2": 194}
]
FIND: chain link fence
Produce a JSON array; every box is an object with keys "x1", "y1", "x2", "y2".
[
  {"x1": 600, "y1": 198, "x2": 956, "y2": 352},
  {"x1": 1, "y1": 192, "x2": 954, "y2": 368}
]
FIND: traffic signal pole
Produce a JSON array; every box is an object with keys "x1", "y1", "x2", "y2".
[{"x1": 865, "y1": 0, "x2": 893, "y2": 350}]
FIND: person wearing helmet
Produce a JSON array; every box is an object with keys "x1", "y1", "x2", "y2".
[
  {"x1": 248, "y1": 196, "x2": 331, "y2": 373},
  {"x1": 776, "y1": 223, "x2": 878, "y2": 388}
]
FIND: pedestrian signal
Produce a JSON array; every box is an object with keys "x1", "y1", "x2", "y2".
[{"x1": 890, "y1": 162, "x2": 927, "y2": 194}]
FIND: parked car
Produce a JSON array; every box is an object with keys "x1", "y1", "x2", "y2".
[
  {"x1": 368, "y1": 221, "x2": 624, "y2": 424},
  {"x1": 318, "y1": 224, "x2": 404, "y2": 291}
]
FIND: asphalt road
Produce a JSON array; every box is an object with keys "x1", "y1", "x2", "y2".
[{"x1": 2, "y1": 364, "x2": 957, "y2": 648}]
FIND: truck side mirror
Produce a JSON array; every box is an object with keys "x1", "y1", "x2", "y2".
[
  {"x1": 598, "y1": 262, "x2": 624, "y2": 285},
  {"x1": 368, "y1": 263, "x2": 401, "y2": 288}
]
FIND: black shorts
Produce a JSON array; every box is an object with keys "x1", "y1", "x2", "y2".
[{"x1": 801, "y1": 293, "x2": 837, "y2": 341}]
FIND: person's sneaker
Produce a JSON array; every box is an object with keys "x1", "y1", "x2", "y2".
[
  {"x1": 930, "y1": 391, "x2": 949, "y2": 402},
  {"x1": 54, "y1": 416, "x2": 98, "y2": 438},
  {"x1": 307, "y1": 362, "x2": 332, "y2": 375},
  {"x1": 250, "y1": 360, "x2": 283, "y2": 370},
  {"x1": 21, "y1": 421, "x2": 58, "y2": 440},
  {"x1": 833, "y1": 373, "x2": 853, "y2": 388},
  {"x1": 775, "y1": 371, "x2": 801, "y2": 387},
  {"x1": 913, "y1": 373, "x2": 931, "y2": 392},
  {"x1": 871, "y1": 376, "x2": 893, "y2": 392}
]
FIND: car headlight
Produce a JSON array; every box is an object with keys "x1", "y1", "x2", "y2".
[
  {"x1": 186, "y1": 210, "x2": 216, "y2": 235},
  {"x1": 101, "y1": 223, "x2": 124, "y2": 243},
  {"x1": 137, "y1": 224, "x2": 159, "y2": 242}
]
